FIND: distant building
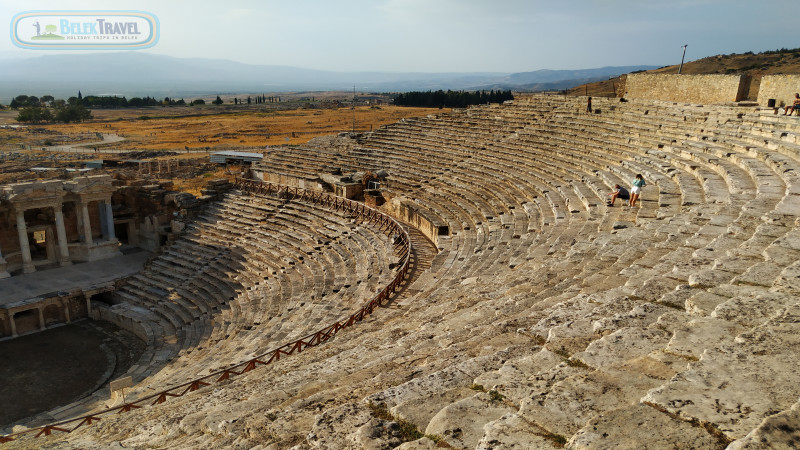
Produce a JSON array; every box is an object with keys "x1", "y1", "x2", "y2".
[{"x1": 209, "y1": 151, "x2": 264, "y2": 165}]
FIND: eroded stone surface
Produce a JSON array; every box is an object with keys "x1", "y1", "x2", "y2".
[
  {"x1": 476, "y1": 413, "x2": 554, "y2": 449},
  {"x1": 728, "y1": 399, "x2": 800, "y2": 450},
  {"x1": 425, "y1": 393, "x2": 516, "y2": 449},
  {"x1": 643, "y1": 304, "x2": 800, "y2": 440},
  {"x1": 519, "y1": 368, "x2": 663, "y2": 436},
  {"x1": 567, "y1": 404, "x2": 721, "y2": 450}
]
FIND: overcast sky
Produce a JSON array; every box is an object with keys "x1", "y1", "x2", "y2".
[{"x1": 1, "y1": 0, "x2": 797, "y2": 73}]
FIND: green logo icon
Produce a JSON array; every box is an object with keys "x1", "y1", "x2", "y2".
[{"x1": 31, "y1": 21, "x2": 64, "y2": 40}]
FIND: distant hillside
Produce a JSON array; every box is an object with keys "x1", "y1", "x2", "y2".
[
  {"x1": 568, "y1": 48, "x2": 800, "y2": 98},
  {"x1": 472, "y1": 66, "x2": 659, "y2": 91},
  {"x1": 0, "y1": 52, "x2": 656, "y2": 101}
]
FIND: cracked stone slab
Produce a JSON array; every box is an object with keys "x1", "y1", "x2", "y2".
[
  {"x1": 574, "y1": 327, "x2": 672, "y2": 371},
  {"x1": 732, "y1": 260, "x2": 785, "y2": 287},
  {"x1": 366, "y1": 354, "x2": 506, "y2": 411},
  {"x1": 307, "y1": 403, "x2": 402, "y2": 450},
  {"x1": 567, "y1": 404, "x2": 721, "y2": 450},
  {"x1": 642, "y1": 304, "x2": 800, "y2": 440},
  {"x1": 727, "y1": 398, "x2": 800, "y2": 450},
  {"x1": 688, "y1": 268, "x2": 738, "y2": 289},
  {"x1": 425, "y1": 393, "x2": 516, "y2": 449},
  {"x1": 711, "y1": 291, "x2": 798, "y2": 327},
  {"x1": 664, "y1": 317, "x2": 746, "y2": 360},
  {"x1": 472, "y1": 348, "x2": 563, "y2": 404},
  {"x1": 519, "y1": 369, "x2": 663, "y2": 437},
  {"x1": 592, "y1": 302, "x2": 673, "y2": 335},
  {"x1": 774, "y1": 260, "x2": 800, "y2": 296},
  {"x1": 685, "y1": 290, "x2": 729, "y2": 316},
  {"x1": 476, "y1": 413, "x2": 554, "y2": 449}
]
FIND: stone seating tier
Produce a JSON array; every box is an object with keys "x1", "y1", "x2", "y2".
[{"x1": 18, "y1": 95, "x2": 800, "y2": 449}]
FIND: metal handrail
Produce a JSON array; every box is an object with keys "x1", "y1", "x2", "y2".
[{"x1": 1, "y1": 179, "x2": 411, "y2": 444}]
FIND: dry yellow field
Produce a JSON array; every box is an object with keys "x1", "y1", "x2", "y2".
[{"x1": 41, "y1": 105, "x2": 444, "y2": 150}]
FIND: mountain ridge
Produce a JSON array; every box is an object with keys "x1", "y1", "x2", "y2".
[{"x1": 0, "y1": 52, "x2": 657, "y2": 100}]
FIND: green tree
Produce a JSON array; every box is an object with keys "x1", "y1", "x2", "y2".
[
  {"x1": 212, "y1": 95, "x2": 223, "y2": 105},
  {"x1": 54, "y1": 104, "x2": 92, "y2": 123},
  {"x1": 16, "y1": 106, "x2": 53, "y2": 123}
]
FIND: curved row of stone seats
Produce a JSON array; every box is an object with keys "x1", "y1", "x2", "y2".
[
  {"x1": 94, "y1": 190, "x2": 399, "y2": 402},
  {"x1": 357, "y1": 98, "x2": 800, "y2": 447},
  {"x1": 34, "y1": 95, "x2": 800, "y2": 448},
  {"x1": 151, "y1": 197, "x2": 398, "y2": 379},
  {"x1": 321, "y1": 97, "x2": 800, "y2": 446}
]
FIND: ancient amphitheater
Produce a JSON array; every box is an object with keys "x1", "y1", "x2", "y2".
[{"x1": 4, "y1": 92, "x2": 800, "y2": 449}]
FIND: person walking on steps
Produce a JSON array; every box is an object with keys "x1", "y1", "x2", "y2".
[{"x1": 629, "y1": 174, "x2": 645, "y2": 207}]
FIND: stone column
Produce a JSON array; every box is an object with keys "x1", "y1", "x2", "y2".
[
  {"x1": 98, "y1": 201, "x2": 108, "y2": 238},
  {"x1": 9, "y1": 313, "x2": 17, "y2": 337},
  {"x1": 106, "y1": 202, "x2": 116, "y2": 241},
  {"x1": 54, "y1": 207, "x2": 71, "y2": 266},
  {"x1": 64, "y1": 299, "x2": 71, "y2": 323},
  {"x1": 0, "y1": 243, "x2": 9, "y2": 279},
  {"x1": 81, "y1": 202, "x2": 93, "y2": 244},
  {"x1": 38, "y1": 307, "x2": 45, "y2": 330},
  {"x1": 16, "y1": 210, "x2": 35, "y2": 273}
]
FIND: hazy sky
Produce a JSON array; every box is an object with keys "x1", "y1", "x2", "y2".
[{"x1": 1, "y1": 0, "x2": 797, "y2": 73}]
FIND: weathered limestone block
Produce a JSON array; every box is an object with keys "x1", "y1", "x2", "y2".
[
  {"x1": 425, "y1": 393, "x2": 516, "y2": 449},
  {"x1": 529, "y1": 368, "x2": 662, "y2": 436},
  {"x1": 670, "y1": 256, "x2": 713, "y2": 282},
  {"x1": 685, "y1": 290, "x2": 729, "y2": 316},
  {"x1": 390, "y1": 387, "x2": 475, "y2": 435},
  {"x1": 592, "y1": 302, "x2": 673, "y2": 335},
  {"x1": 688, "y1": 268, "x2": 738, "y2": 288},
  {"x1": 476, "y1": 413, "x2": 554, "y2": 449},
  {"x1": 711, "y1": 255, "x2": 761, "y2": 274},
  {"x1": 643, "y1": 304, "x2": 800, "y2": 440},
  {"x1": 307, "y1": 403, "x2": 401, "y2": 450},
  {"x1": 396, "y1": 438, "x2": 439, "y2": 449},
  {"x1": 664, "y1": 317, "x2": 745, "y2": 360},
  {"x1": 732, "y1": 261, "x2": 785, "y2": 287},
  {"x1": 567, "y1": 404, "x2": 721, "y2": 449},
  {"x1": 573, "y1": 327, "x2": 672, "y2": 371},
  {"x1": 472, "y1": 348, "x2": 563, "y2": 404},
  {"x1": 774, "y1": 260, "x2": 800, "y2": 296},
  {"x1": 763, "y1": 241, "x2": 800, "y2": 266},
  {"x1": 528, "y1": 293, "x2": 634, "y2": 353},
  {"x1": 711, "y1": 291, "x2": 796, "y2": 327},
  {"x1": 727, "y1": 399, "x2": 800, "y2": 450},
  {"x1": 632, "y1": 277, "x2": 683, "y2": 302},
  {"x1": 771, "y1": 230, "x2": 800, "y2": 250},
  {"x1": 366, "y1": 353, "x2": 506, "y2": 412}
]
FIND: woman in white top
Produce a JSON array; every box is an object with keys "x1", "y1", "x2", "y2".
[{"x1": 629, "y1": 174, "x2": 646, "y2": 207}]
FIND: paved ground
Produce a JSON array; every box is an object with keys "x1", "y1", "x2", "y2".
[
  {"x1": 0, "y1": 320, "x2": 145, "y2": 430},
  {"x1": 0, "y1": 248, "x2": 151, "y2": 307}
]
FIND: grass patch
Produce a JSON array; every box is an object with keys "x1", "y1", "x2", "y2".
[
  {"x1": 643, "y1": 401, "x2": 732, "y2": 447},
  {"x1": 470, "y1": 383, "x2": 486, "y2": 392},
  {"x1": 488, "y1": 389, "x2": 505, "y2": 403},
  {"x1": 366, "y1": 402, "x2": 423, "y2": 442},
  {"x1": 662, "y1": 349, "x2": 699, "y2": 361},
  {"x1": 566, "y1": 358, "x2": 590, "y2": 369}
]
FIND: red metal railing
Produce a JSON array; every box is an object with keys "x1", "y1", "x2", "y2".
[{"x1": 0, "y1": 179, "x2": 411, "y2": 444}]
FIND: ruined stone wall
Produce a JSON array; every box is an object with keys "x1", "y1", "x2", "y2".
[
  {"x1": 756, "y1": 75, "x2": 800, "y2": 107},
  {"x1": 625, "y1": 74, "x2": 746, "y2": 104}
]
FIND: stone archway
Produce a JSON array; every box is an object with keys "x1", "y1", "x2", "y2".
[{"x1": 42, "y1": 303, "x2": 63, "y2": 327}]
